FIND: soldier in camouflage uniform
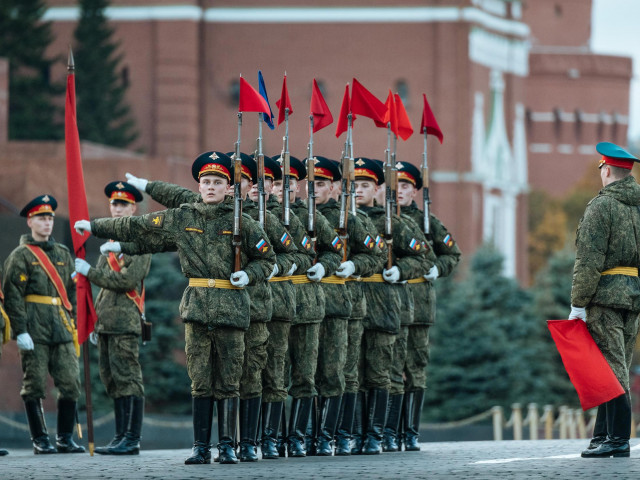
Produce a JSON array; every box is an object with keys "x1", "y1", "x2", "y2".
[
  {"x1": 272, "y1": 155, "x2": 342, "y2": 457},
  {"x1": 0, "y1": 265, "x2": 11, "y2": 456},
  {"x1": 4, "y1": 195, "x2": 84, "y2": 455},
  {"x1": 74, "y1": 181, "x2": 151, "y2": 456},
  {"x1": 312, "y1": 156, "x2": 384, "y2": 456},
  {"x1": 75, "y1": 152, "x2": 275, "y2": 466},
  {"x1": 396, "y1": 161, "x2": 461, "y2": 451},
  {"x1": 352, "y1": 159, "x2": 432, "y2": 455},
  {"x1": 569, "y1": 142, "x2": 640, "y2": 459}
]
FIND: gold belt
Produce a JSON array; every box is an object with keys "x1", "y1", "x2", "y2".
[
  {"x1": 360, "y1": 274, "x2": 385, "y2": 283},
  {"x1": 290, "y1": 275, "x2": 311, "y2": 285},
  {"x1": 407, "y1": 277, "x2": 427, "y2": 284},
  {"x1": 601, "y1": 267, "x2": 639, "y2": 277},
  {"x1": 25, "y1": 294, "x2": 62, "y2": 305},
  {"x1": 320, "y1": 275, "x2": 346, "y2": 285},
  {"x1": 269, "y1": 276, "x2": 292, "y2": 283},
  {"x1": 188, "y1": 278, "x2": 241, "y2": 289}
]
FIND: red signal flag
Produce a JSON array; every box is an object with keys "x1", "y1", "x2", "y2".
[
  {"x1": 420, "y1": 93, "x2": 443, "y2": 143},
  {"x1": 351, "y1": 78, "x2": 387, "y2": 124},
  {"x1": 335, "y1": 84, "x2": 353, "y2": 138},
  {"x1": 276, "y1": 74, "x2": 293, "y2": 126},
  {"x1": 310, "y1": 79, "x2": 333, "y2": 133},
  {"x1": 394, "y1": 93, "x2": 414, "y2": 141},
  {"x1": 239, "y1": 76, "x2": 271, "y2": 114},
  {"x1": 375, "y1": 90, "x2": 398, "y2": 134}
]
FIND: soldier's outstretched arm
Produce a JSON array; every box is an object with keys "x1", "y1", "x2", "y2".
[
  {"x1": 86, "y1": 254, "x2": 151, "y2": 292},
  {"x1": 146, "y1": 180, "x2": 200, "y2": 209}
]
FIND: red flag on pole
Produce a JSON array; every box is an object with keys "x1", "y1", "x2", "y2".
[
  {"x1": 275, "y1": 74, "x2": 293, "y2": 126},
  {"x1": 420, "y1": 93, "x2": 443, "y2": 143},
  {"x1": 547, "y1": 319, "x2": 625, "y2": 410},
  {"x1": 375, "y1": 90, "x2": 397, "y2": 133},
  {"x1": 394, "y1": 93, "x2": 414, "y2": 141},
  {"x1": 335, "y1": 84, "x2": 354, "y2": 138},
  {"x1": 65, "y1": 54, "x2": 98, "y2": 346},
  {"x1": 239, "y1": 76, "x2": 271, "y2": 114},
  {"x1": 310, "y1": 79, "x2": 333, "y2": 133},
  {"x1": 351, "y1": 78, "x2": 387, "y2": 124}
]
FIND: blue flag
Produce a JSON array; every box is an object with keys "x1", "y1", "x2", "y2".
[{"x1": 258, "y1": 71, "x2": 275, "y2": 130}]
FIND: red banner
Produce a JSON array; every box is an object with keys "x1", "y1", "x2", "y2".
[
  {"x1": 310, "y1": 79, "x2": 333, "y2": 133},
  {"x1": 276, "y1": 74, "x2": 293, "y2": 126},
  {"x1": 420, "y1": 93, "x2": 443, "y2": 143},
  {"x1": 239, "y1": 76, "x2": 271, "y2": 114}
]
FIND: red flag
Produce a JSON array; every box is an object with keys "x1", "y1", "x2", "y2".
[
  {"x1": 394, "y1": 93, "x2": 414, "y2": 141},
  {"x1": 547, "y1": 319, "x2": 624, "y2": 410},
  {"x1": 375, "y1": 90, "x2": 397, "y2": 134},
  {"x1": 351, "y1": 78, "x2": 387, "y2": 124},
  {"x1": 239, "y1": 76, "x2": 271, "y2": 114},
  {"x1": 335, "y1": 84, "x2": 352, "y2": 138},
  {"x1": 275, "y1": 74, "x2": 293, "y2": 126},
  {"x1": 310, "y1": 79, "x2": 333, "y2": 133},
  {"x1": 65, "y1": 65, "x2": 98, "y2": 346},
  {"x1": 420, "y1": 93, "x2": 443, "y2": 143}
]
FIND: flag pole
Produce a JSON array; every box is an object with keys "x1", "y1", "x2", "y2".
[
  {"x1": 307, "y1": 115, "x2": 317, "y2": 256},
  {"x1": 422, "y1": 130, "x2": 430, "y2": 234}
]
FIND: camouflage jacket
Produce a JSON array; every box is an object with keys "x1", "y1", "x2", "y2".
[
  {"x1": 92, "y1": 200, "x2": 275, "y2": 330},
  {"x1": 87, "y1": 252, "x2": 152, "y2": 335},
  {"x1": 402, "y1": 203, "x2": 461, "y2": 324},
  {"x1": 571, "y1": 175, "x2": 640, "y2": 310},
  {"x1": 0, "y1": 265, "x2": 5, "y2": 333},
  {"x1": 3, "y1": 235, "x2": 77, "y2": 344}
]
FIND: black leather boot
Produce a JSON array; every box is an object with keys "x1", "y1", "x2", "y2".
[
  {"x1": 261, "y1": 401, "x2": 283, "y2": 459},
  {"x1": 217, "y1": 397, "x2": 239, "y2": 464},
  {"x1": 287, "y1": 397, "x2": 313, "y2": 457},
  {"x1": 0, "y1": 449, "x2": 7, "y2": 456},
  {"x1": 239, "y1": 397, "x2": 260, "y2": 462},
  {"x1": 335, "y1": 392, "x2": 356, "y2": 456},
  {"x1": 305, "y1": 397, "x2": 318, "y2": 456},
  {"x1": 95, "y1": 397, "x2": 127, "y2": 455},
  {"x1": 350, "y1": 391, "x2": 365, "y2": 455},
  {"x1": 363, "y1": 388, "x2": 388, "y2": 455},
  {"x1": 582, "y1": 394, "x2": 631, "y2": 458},
  {"x1": 24, "y1": 398, "x2": 56, "y2": 454},
  {"x1": 110, "y1": 396, "x2": 143, "y2": 455},
  {"x1": 316, "y1": 396, "x2": 342, "y2": 456},
  {"x1": 404, "y1": 389, "x2": 424, "y2": 451},
  {"x1": 56, "y1": 399, "x2": 85, "y2": 453},
  {"x1": 185, "y1": 396, "x2": 214, "y2": 464},
  {"x1": 584, "y1": 404, "x2": 607, "y2": 451},
  {"x1": 277, "y1": 407, "x2": 287, "y2": 457},
  {"x1": 382, "y1": 393, "x2": 403, "y2": 452}
]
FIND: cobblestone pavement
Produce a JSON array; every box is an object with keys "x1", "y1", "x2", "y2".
[{"x1": 1, "y1": 440, "x2": 639, "y2": 479}]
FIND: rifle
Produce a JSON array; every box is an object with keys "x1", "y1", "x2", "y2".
[
  {"x1": 422, "y1": 130, "x2": 431, "y2": 235},
  {"x1": 233, "y1": 113, "x2": 243, "y2": 272},
  {"x1": 384, "y1": 122, "x2": 394, "y2": 270},
  {"x1": 307, "y1": 115, "x2": 317, "y2": 256},
  {"x1": 255, "y1": 113, "x2": 266, "y2": 229},
  {"x1": 338, "y1": 114, "x2": 353, "y2": 262},
  {"x1": 393, "y1": 130, "x2": 400, "y2": 216},
  {"x1": 281, "y1": 108, "x2": 291, "y2": 228},
  {"x1": 348, "y1": 120, "x2": 356, "y2": 216}
]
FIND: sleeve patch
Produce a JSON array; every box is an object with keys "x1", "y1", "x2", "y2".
[
  {"x1": 280, "y1": 232, "x2": 292, "y2": 247},
  {"x1": 363, "y1": 235, "x2": 375, "y2": 249},
  {"x1": 19, "y1": 273, "x2": 28, "y2": 282},
  {"x1": 409, "y1": 238, "x2": 421, "y2": 251},
  {"x1": 185, "y1": 227, "x2": 204, "y2": 234},
  {"x1": 443, "y1": 234, "x2": 454, "y2": 247},
  {"x1": 301, "y1": 236, "x2": 312, "y2": 250},
  {"x1": 71, "y1": 271, "x2": 78, "y2": 283},
  {"x1": 149, "y1": 214, "x2": 164, "y2": 228},
  {"x1": 331, "y1": 236, "x2": 344, "y2": 251},
  {"x1": 375, "y1": 235, "x2": 385, "y2": 249},
  {"x1": 256, "y1": 238, "x2": 270, "y2": 253}
]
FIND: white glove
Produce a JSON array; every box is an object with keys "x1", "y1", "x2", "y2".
[
  {"x1": 307, "y1": 263, "x2": 326, "y2": 282},
  {"x1": 125, "y1": 172, "x2": 148, "y2": 192},
  {"x1": 336, "y1": 260, "x2": 356, "y2": 278},
  {"x1": 268, "y1": 264, "x2": 279, "y2": 280},
  {"x1": 230, "y1": 271, "x2": 249, "y2": 288},
  {"x1": 424, "y1": 265, "x2": 439, "y2": 281},
  {"x1": 89, "y1": 332, "x2": 98, "y2": 346},
  {"x1": 16, "y1": 333, "x2": 34, "y2": 351},
  {"x1": 383, "y1": 266, "x2": 400, "y2": 284},
  {"x1": 286, "y1": 263, "x2": 297, "y2": 276},
  {"x1": 75, "y1": 258, "x2": 91, "y2": 276},
  {"x1": 74, "y1": 220, "x2": 92, "y2": 236},
  {"x1": 568, "y1": 305, "x2": 587, "y2": 322},
  {"x1": 100, "y1": 241, "x2": 121, "y2": 256}
]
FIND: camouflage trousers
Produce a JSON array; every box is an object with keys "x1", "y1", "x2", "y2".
[
  {"x1": 404, "y1": 324, "x2": 431, "y2": 392},
  {"x1": 19, "y1": 342, "x2": 80, "y2": 401},
  {"x1": 316, "y1": 316, "x2": 348, "y2": 398},
  {"x1": 98, "y1": 334, "x2": 144, "y2": 399},
  {"x1": 262, "y1": 320, "x2": 290, "y2": 403},
  {"x1": 240, "y1": 322, "x2": 270, "y2": 400},
  {"x1": 344, "y1": 319, "x2": 364, "y2": 394},
  {"x1": 185, "y1": 323, "x2": 244, "y2": 400},
  {"x1": 358, "y1": 329, "x2": 395, "y2": 391},
  {"x1": 389, "y1": 325, "x2": 409, "y2": 395},
  {"x1": 288, "y1": 322, "x2": 320, "y2": 399},
  {"x1": 587, "y1": 305, "x2": 639, "y2": 391}
]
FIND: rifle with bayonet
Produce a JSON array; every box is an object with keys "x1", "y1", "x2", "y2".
[
  {"x1": 255, "y1": 114, "x2": 266, "y2": 229},
  {"x1": 281, "y1": 108, "x2": 291, "y2": 228},
  {"x1": 338, "y1": 114, "x2": 353, "y2": 261},
  {"x1": 422, "y1": 131, "x2": 430, "y2": 235},
  {"x1": 233, "y1": 113, "x2": 243, "y2": 272},
  {"x1": 384, "y1": 122, "x2": 394, "y2": 269},
  {"x1": 307, "y1": 115, "x2": 317, "y2": 257}
]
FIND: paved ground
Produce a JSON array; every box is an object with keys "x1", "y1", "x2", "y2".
[{"x1": 2, "y1": 440, "x2": 640, "y2": 479}]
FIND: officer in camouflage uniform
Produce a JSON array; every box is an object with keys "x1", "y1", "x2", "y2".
[
  {"x1": 74, "y1": 181, "x2": 151, "y2": 456},
  {"x1": 569, "y1": 142, "x2": 640, "y2": 459},
  {"x1": 352, "y1": 159, "x2": 432, "y2": 455},
  {"x1": 4, "y1": 195, "x2": 84, "y2": 455},
  {"x1": 396, "y1": 161, "x2": 461, "y2": 451},
  {"x1": 312, "y1": 156, "x2": 384, "y2": 456},
  {"x1": 75, "y1": 152, "x2": 275, "y2": 466},
  {"x1": 0, "y1": 265, "x2": 11, "y2": 456},
  {"x1": 272, "y1": 155, "x2": 342, "y2": 457}
]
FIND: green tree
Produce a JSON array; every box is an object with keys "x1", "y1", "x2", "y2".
[
  {"x1": 73, "y1": 0, "x2": 138, "y2": 148},
  {"x1": 0, "y1": 0, "x2": 63, "y2": 140}
]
